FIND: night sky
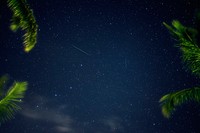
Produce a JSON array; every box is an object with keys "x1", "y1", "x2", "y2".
[{"x1": 0, "y1": 0, "x2": 200, "y2": 133}]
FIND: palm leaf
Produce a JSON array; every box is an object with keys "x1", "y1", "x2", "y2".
[
  {"x1": 7, "y1": 0, "x2": 38, "y2": 52},
  {"x1": 159, "y1": 87, "x2": 200, "y2": 118},
  {"x1": 163, "y1": 21, "x2": 200, "y2": 76},
  {"x1": 0, "y1": 81, "x2": 27, "y2": 123}
]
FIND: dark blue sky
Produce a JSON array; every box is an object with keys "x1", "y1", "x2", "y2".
[{"x1": 0, "y1": 0, "x2": 200, "y2": 132}]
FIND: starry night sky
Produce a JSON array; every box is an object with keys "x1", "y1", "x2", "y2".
[{"x1": 0, "y1": 0, "x2": 200, "y2": 133}]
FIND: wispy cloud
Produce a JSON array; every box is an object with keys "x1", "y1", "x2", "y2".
[
  {"x1": 102, "y1": 116, "x2": 123, "y2": 132},
  {"x1": 21, "y1": 95, "x2": 75, "y2": 133},
  {"x1": 20, "y1": 94, "x2": 124, "y2": 133}
]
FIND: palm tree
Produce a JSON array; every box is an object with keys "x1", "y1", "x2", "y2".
[
  {"x1": 0, "y1": 75, "x2": 27, "y2": 123},
  {"x1": 0, "y1": 0, "x2": 38, "y2": 123},
  {"x1": 7, "y1": 0, "x2": 38, "y2": 52},
  {"x1": 160, "y1": 13, "x2": 200, "y2": 118}
]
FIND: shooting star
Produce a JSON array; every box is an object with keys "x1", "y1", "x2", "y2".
[{"x1": 71, "y1": 45, "x2": 90, "y2": 56}]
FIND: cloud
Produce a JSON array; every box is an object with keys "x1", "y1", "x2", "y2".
[
  {"x1": 56, "y1": 126, "x2": 73, "y2": 132},
  {"x1": 20, "y1": 94, "x2": 124, "y2": 133},
  {"x1": 20, "y1": 95, "x2": 75, "y2": 133},
  {"x1": 102, "y1": 116, "x2": 123, "y2": 132}
]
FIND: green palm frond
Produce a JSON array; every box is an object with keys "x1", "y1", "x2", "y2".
[
  {"x1": 0, "y1": 81, "x2": 27, "y2": 123},
  {"x1": 160, "y1": 13, "x2": 200, "y2": 119},
  {"x1": 159, "y1": 87, "x2": 200, "y2": 118},
  {"x1": 7, "y1": 0, "x2": 38, "y2": 52},
  {"x1": 163, "y1": 21, "x2": 200, "y2": 76}
]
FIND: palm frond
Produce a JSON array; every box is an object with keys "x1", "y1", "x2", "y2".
[
  {"x1": 0, "y1": 81, "x2": 27, "y2": 123},
  {"x1": 163, "y1": 21, "x2": 200, "y2": 76},
  {"x1": 7, "y1": 0, "x2": 38, "y2": 52},
  {"x1": 159, "y1": 87, "x2": 200, "y2": 118}
]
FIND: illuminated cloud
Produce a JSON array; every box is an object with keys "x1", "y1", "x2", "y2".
[
  {"x1": 102, "y1": 116, "x2": 123, "y2": 132},
  {"x1": 21, "y1": 95, "x2": 75, "y2": 133}
]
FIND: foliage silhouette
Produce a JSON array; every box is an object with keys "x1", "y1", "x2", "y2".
[
  {"x1": 160, "y1": 12, "x2": 200, "y2": 118},
  {"x1": 7, "y1": 0, "x2": 38, "y2": 52},
  {"x1": 0, "y1": 0, "x2": 37, "y2": 123},
  {"x1": 0, "y1": 75, "x2": 27, "y2": 123}
]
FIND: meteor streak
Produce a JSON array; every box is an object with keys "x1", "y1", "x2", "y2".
[{"x1": 71, "y1": 45, "x2": 90, "y2": 56}]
